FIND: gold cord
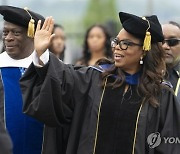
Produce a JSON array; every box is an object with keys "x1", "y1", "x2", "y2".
[
  {"x1": 92, "y1": 77, "x2": 108, "y2": 154},
  {"x1": 132, "y1": 100, "x2": 144, "y2": 154}
]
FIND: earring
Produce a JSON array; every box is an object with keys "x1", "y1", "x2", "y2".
[{"x1": 140, "y1": 57, "x2": 143, "y2": 65}]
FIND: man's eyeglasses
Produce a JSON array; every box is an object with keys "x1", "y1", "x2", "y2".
[
  {"x1": 162, "y1": 38, "x2": 180, "y2": 47},
  {"x1": 111, "y1": 38, "x2": 142, "y2": 50}
]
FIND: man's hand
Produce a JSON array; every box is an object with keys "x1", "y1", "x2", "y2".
[{"x1": 34, "y1": 16, "x2": 55, "y2": 58}]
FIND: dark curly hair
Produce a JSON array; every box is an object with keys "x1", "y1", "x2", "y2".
[
  {"x1": 79, "y1": 24, "x2": 113, "y2": 66},
  {"x1": 99, "y1": 43, "x2": 166, "y2": 107}
]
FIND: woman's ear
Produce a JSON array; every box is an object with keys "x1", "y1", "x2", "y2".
[{"x1": 139, "y1": 51, "x2": 146, "y2": 65}]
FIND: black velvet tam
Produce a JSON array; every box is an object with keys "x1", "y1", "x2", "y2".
[
  {"x1": 119, "y1": 12, "x2": 164, "y2": 43},
  {"x1": 0, "y1": 5, "x2": 45, "y2": 29}
]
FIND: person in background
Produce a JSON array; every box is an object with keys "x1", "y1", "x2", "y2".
[
  {"x1": 20, "y1": 12, "x2": 180, "y2": 154},
  {"x1": 76, "y1": 24, "x2": 113, "y2": 66},
  {"x1": 49, "y1": 24, "x2": 66, "y2": 61},
  {"x1": 162, "y1": 21, "x2": 180, "y2": 98},
  {"x1": 0, "y1": 5, "x2": 46, "y2": 154}
]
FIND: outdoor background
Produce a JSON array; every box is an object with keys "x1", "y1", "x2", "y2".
[{"x1": 0, "y1": 0, "x2": 180, "y2": 63}]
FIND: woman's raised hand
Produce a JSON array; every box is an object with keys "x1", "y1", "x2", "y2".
[{"x1": 34, "y1": 16, "x2": 55, "y2": 57}]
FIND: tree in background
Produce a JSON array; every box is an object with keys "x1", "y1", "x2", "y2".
[{"x1": 83, "y1": 0, "x2": 120, "y2": 37}]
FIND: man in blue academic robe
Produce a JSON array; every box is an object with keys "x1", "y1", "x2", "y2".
[{"x1": 0, "y1": 5, "x2": 46, "y2": 154}]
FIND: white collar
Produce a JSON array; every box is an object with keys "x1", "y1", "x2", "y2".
[{"x1": 0, "y1": 51, "x2": 33, "y2": 68}]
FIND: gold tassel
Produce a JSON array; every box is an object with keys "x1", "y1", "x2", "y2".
[
  {"x1": 27, "y1": 19, "x2": 35, "y2": 38},
  {"x1": 24, "y1": 7, "x2": 35, "y2": 38},
  {"x1": 142, "y1": 17, "x2": 151, "y2": 51},
  {"x1": 143, "y1": 31, "x2": 151, "y2": 51}
]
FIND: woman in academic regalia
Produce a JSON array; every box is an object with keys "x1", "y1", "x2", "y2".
[{"x1": 20, "y1": 12, "x2": 180, "y2": 154}]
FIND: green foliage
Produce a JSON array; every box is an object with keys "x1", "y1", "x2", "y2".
[{"x1": 83, "y1": 0, "x2": 118, "y2": 28}]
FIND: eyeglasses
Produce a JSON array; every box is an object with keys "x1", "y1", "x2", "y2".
[
  {"x1": 162, "y1": 38, "x2": 180, "y2": 47},
  {"x1": 111, "y1": 38, "x2": 142, "y2": 50}
]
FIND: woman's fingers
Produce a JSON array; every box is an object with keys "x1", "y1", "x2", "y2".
[
  {"x1": 36, "y1": 20, "x2": 41, "y2": 31},
  {"x1": 41, "y1": 16, "x2": 54, "y2": 32},
  {"x1": 49, "y1": 33, "x2": 56, "y2": 42},
  {"x1": 45, "y1": 16, "x2": 52, "y2": 31},
  {"x1": 48, "y1": 18, "x2": 54, "y2": 33},
  {"x1": 41, "y1": 17, "x2": 49, "y2": 30}
]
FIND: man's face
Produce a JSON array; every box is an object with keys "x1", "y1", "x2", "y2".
[
  {"x1": 2, "y1": 21, "x2": 33, "y2": 59},
  {"x1": 162, "y1": 24, "x2": 180, "y2": 67}
]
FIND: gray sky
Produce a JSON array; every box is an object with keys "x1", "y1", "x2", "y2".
[{"x1": 1, "y1": 0, "x2": 180, "y2": 23}]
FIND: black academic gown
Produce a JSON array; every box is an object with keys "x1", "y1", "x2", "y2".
[
  {"x1": 166, "y1": 63, "x2": 180, "y2": 103},
  {"x1": 0, "y1": 119, "x2": 12, "y2": 154},
  {"x1": 20, "y1": 53, "x2": 180, "y2": 154},
  {"x1": 166, "y1": 63, "x2": 180, "y2": 91}
]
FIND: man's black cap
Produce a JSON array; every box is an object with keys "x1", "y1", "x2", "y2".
[{"x1": 0, "y1": 5, "x2": 45, "y2": 37}]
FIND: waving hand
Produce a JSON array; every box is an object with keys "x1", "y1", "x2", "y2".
[{"x1": 34, "y1": 17, "x2": 55, "y2": 57}]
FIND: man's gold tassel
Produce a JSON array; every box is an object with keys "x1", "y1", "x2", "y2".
[
  {"x1": 27, "y1": 19, "x2": 35, "y2": 38},
  {"x1": 24, "y1": 7, "x2": 35, "y2": 38}
]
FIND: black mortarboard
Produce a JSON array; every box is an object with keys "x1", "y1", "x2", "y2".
[
  {"x1": 0, "y1": 5, "x2": 45, "y2": 38},
  {"x1": 119, "y1": 12, "x2": 164, "y2": 51}
]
